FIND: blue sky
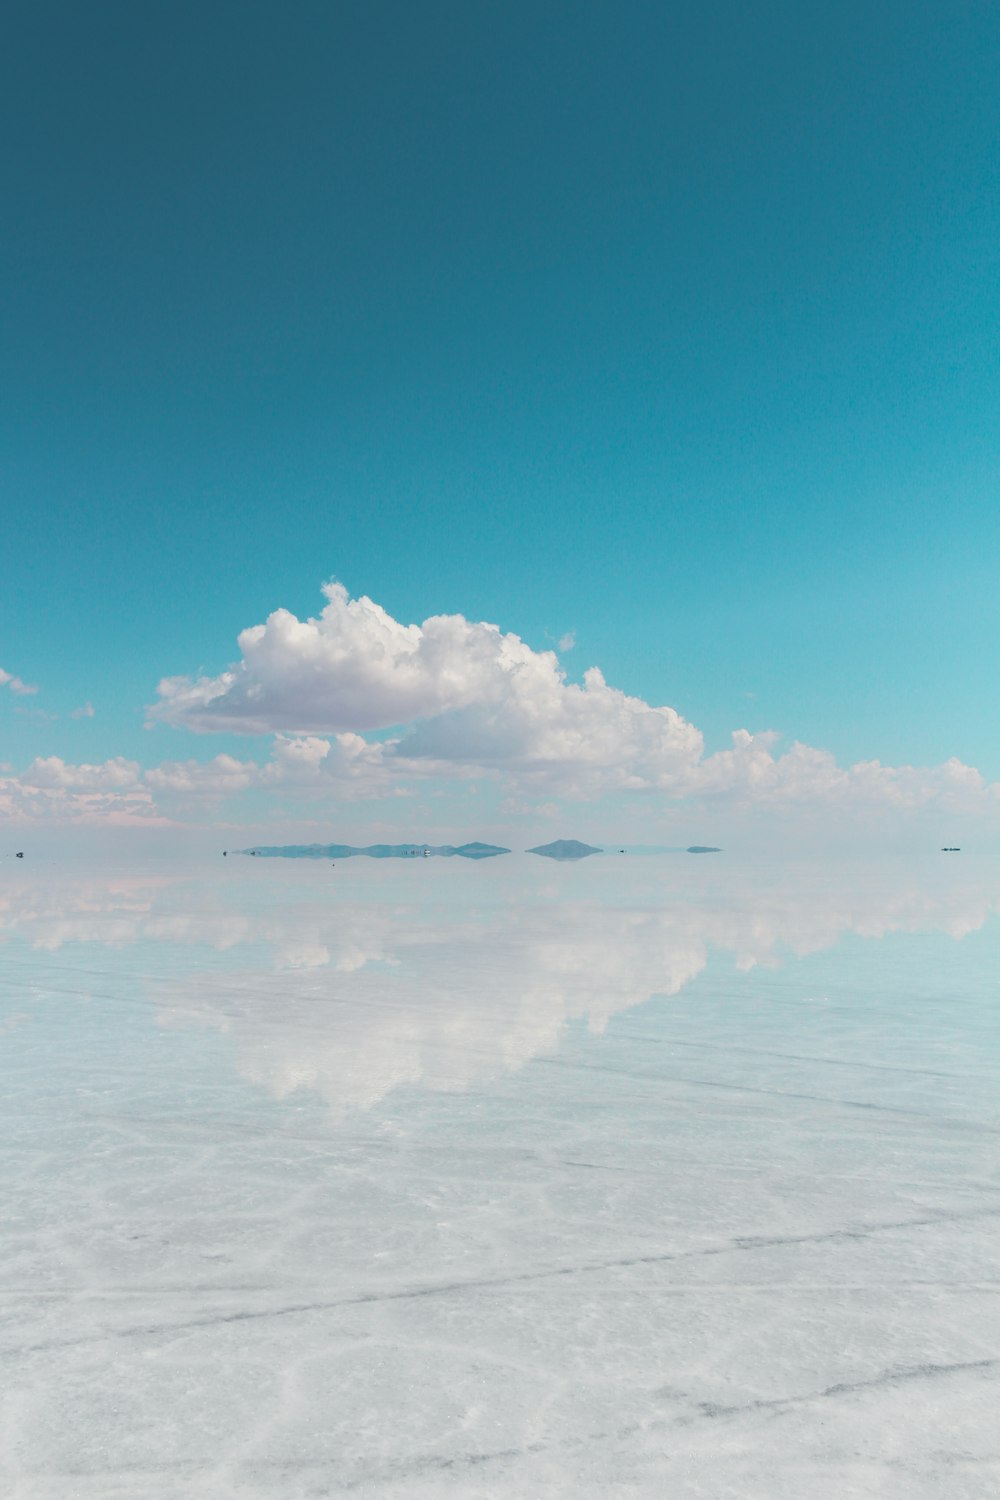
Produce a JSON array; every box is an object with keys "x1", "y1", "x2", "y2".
[{"x1": 2, "y1": 1, "x2": 998, "y2": 837}]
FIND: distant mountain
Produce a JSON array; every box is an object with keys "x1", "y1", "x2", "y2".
[
  {"x1": 240, "y1": 842, "x2": 510, "y2": 860},
  {"x1": 449, "y1": 842, "x2": 513, "y2": 859},
  {"x1": 686, "y1": 846, "x2": 722, "y2": 854},
  {"x1": 527, "y1": 840, "x2": 603, "y2": 861}
]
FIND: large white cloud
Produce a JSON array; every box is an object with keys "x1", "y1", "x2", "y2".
[
  {"x1": 4, "y1": 583, "x2": 999, "y2": 824},
  {"x1": 141, "y1": 581, "x2": 1000, "y2": 813},
  {"x1": 149, "y1": 582, "x2": 556, "y2": 733},
  {"x1": 394, "y1": 665, "x2": 703, "y2": 797},
  {"x1": 148, "y1": 580, "x2": 705, "y2": 796}
]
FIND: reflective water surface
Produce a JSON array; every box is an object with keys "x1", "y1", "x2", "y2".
[{"x1": 2, "y1": 854, "x2": 999, "y2": 1498}]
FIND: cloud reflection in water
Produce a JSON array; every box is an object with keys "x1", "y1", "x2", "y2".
[{"x1": 2, "y1": 859, "x2": 996, "y2": 1116}]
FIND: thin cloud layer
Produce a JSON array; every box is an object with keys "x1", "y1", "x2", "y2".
[
  {"x1": 0, "y1": 757, "x2": 162, "y2": 824},
  {"x1": 1, "y1": 731, "x2": 996, "y2": 824},
  {"x1": 0, "y1": 666, "x2": 38, "y2": 696}
]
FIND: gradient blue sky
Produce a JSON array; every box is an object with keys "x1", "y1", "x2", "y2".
[{"x1": 2, "y1": 1, "x2": 998, "y2": 834}]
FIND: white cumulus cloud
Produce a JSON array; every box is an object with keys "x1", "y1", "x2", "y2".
[
  {"x1": 148, "y1": 581, "x2": 706, "y2": 797},
  {"x1": 5, "y1": 583, "x2": 999, "y2": 827},
  {"x1": 150, "y1": 581, "x2": 551, "y2": 734}
]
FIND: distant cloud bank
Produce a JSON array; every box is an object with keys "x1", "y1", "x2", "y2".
[{"x1": 2, "y1": 581, "x2": 998, "y2": 826}]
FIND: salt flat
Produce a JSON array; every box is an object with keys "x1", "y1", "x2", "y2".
[{"x1": 1, "y1": 854, "x2": 998, "y2": 1498}]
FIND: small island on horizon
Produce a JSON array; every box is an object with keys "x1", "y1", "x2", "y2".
[
  {"x1": 527, "y1": 840, "x2": 603, "y2": 861},
  {"x1": 237, "y1": 840, "x2": 725, "y2": 862}
]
